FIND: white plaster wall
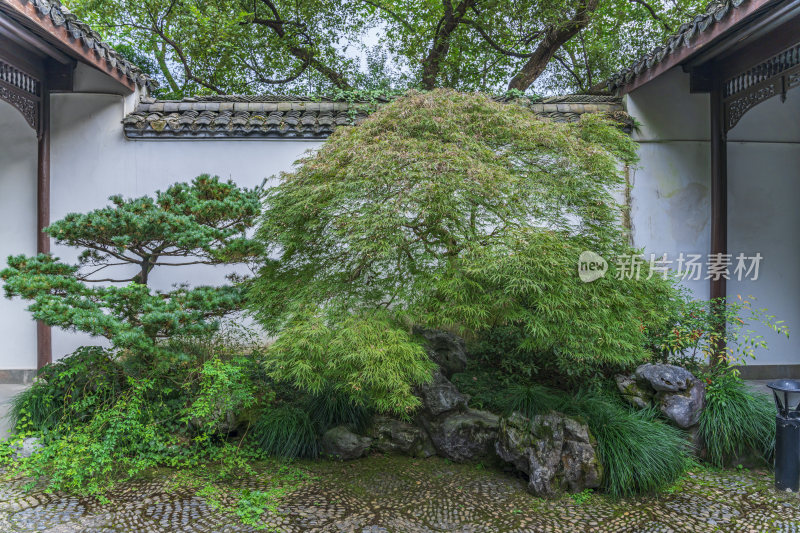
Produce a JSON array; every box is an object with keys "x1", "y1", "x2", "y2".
[
  {"x1": 626, "y1": 67, "x2": 710, "y2": 142},
  {"x1": 627, "y1": 67, "x2": 711, "y2": 298},
  {"x1": 0, "y1": 101, "x2": 38, "y2": 369},
  {"x1": 726, "y1": 92, "x2": 800, "y2": 366},
  {"x1": 627, "y1": 66, "x2": 800, "y2": 367},
  {"x1": 49, "y1": 92, "x2": 323, "y2": 359},
  {"x1": 72, "y1": 63, "x2": 143, "y2": 115}
]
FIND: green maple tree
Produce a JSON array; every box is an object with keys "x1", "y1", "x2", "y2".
[{"x1": 250, "y1": 90, "x2": 681, "y2": 403}]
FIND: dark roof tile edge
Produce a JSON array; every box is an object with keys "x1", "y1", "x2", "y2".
[
  {"x1": 19, "y1": 0, "x2": 154, "y2": 90},
  {"x1": 607, "y1": 0, "x2": 749, "y2": 92}
]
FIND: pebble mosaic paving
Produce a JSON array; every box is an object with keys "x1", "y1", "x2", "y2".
[{"x1": 0, "y1": 455, "x2": 798, "y2": 532}]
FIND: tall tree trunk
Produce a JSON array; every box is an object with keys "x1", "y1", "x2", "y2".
[
  {"x1": 507, "y1": 0, "x2": 598, "y2": 91},
  {"x1": 421, "y1": 0, "x2": 474, "y2": 90},
  {"x1": 152, "y1": 41, "x2": 181, "y2": 94}
]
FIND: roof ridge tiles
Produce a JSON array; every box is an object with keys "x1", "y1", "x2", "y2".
[
  {"x1": 608, "y1": 0, "x2": 759, "y2": 92},
  {"x1": 14, "y1": 0, "x2": 154, "y2": 90}
]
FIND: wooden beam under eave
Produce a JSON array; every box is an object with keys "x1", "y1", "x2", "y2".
[{"x1": 36, "y1": 85, "x2": 51, "y2": 370}]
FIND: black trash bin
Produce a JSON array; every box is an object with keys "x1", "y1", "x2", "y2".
[{"x1": 767, "y1": 379, "x2": 800, "y2": 491}]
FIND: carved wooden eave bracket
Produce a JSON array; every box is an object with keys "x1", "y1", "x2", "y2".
[
  {"x1": 723, "y1": 42, "x2": 800, "y2": 131},
  {"x1": 0, "y1": 55, "x2": 41, "y2": 131}
]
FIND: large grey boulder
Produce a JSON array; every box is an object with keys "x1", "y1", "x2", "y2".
[
  {"x1": 658, "y1": 379, "x2": 705, "y2": 428},
  {"x1": 422, "y1": 408, "x2": 500, "y2": 462},
  {"x1": 416, "y1": 371, "x2": 468, "y2": 417},
  {"x1": 495, "y1": 412, "x2": 601, "y2": 498},
  {"x1": 321, "y1": 426, "x2": 372, "y2": 460},
  {"x1": 622, "y1": 363, "x2": 706, "y2": 430},
  {"x1": 414, "y1": 328, "x2": 469, "y2": 377},
  {"x1": 370, "y1": 416, "x2": 436, "y2": 458},
  {"x1": 635, "y1": 363, "x2": 695, "y2": 392},
  {"x1": 415, "y1": 371, "x2": 499, "y2": 462}
]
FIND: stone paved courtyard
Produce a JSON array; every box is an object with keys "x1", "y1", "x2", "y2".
[{"x1": 0, "y1": 455, "x2": 798, "y2": 532}]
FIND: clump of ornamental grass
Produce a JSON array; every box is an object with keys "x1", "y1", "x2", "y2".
[
  {"x1": 306, "y1": 388, "x2": 373, "y2": 433},
  {"x1": 570, "y1": 396, "x2": 689, "y2": 498},
  {"x1": 699, "y1": 371, "x2": 775, "y2": 467},
  {"x1": 503, "y1": 384, "x2": 564, "y2": 418},
  {"x1": 252, "y1": 406, "x2": 320, "y2": 459}
]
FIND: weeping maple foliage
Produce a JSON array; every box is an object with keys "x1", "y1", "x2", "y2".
[{"x1": 251, "y1": 89, "x2": 680, "y2": 410}]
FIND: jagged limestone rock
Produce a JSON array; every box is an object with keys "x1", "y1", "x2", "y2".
[
  {"x1": 416, "y1": 371, "x2": 469, "y2": 417},
  {"x1": 422, "y1": 408, "x2": 500, "y2": 463},
  {"x1": 623, "y1": 364, "x2": 706, "y2": 430},
  {"x1": 615, "y1": 374, "x2": 653, "y2": 409},
  {"x1": 495, "y1": 412, "x2": 601, "y2": 498},
  {"x1": 321, "y1": 426, "x2": 372, "y2": 460},
  {"x1": 414, "y1": 328, "x2": 468, "y2": 378},
  {"x1": 658, "y1": 379, "x2": 705, "y2": 429},
  {"x1": 370, "y1": 416, "x2": 436, "y2": 458},
  {"x1": 635, "y1": 363, "x2": 694, "y2": 392}
]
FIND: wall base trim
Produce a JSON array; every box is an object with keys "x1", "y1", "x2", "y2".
[
  {"x1": 0, "y1": 369, "x2": 36, "y2": 384},
  {"x1": 736, "y1": 365, "x2": 800, "y2": 380}
]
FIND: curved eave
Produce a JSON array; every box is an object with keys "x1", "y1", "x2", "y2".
[
  {"x1": 610, "y1": 0, "x2": 778, "y2": 95},
  {"x1": 0, "y1": 0, "x2": 149, "y2": 93}
]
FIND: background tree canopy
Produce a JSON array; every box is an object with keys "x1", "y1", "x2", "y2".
[{"x1": 64, "y1": 0, "x2": 706, "y2": 97}]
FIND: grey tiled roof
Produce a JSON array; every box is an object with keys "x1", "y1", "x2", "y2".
[
  {"x1": 521, "y1": 95, "x2": 623, "y2": 122},
  {"x1": 13, "y1": 0, "x2": 154, "y2": 90},
  {"x1": 123, "y1": 97, "x2": 371, "y2": 139},
  {"x1": 122, "y1": 95, "x2": 624, "y2": 139},
  {"x1": 608, "y1": 0, "x2": 750, "y2": 92}
]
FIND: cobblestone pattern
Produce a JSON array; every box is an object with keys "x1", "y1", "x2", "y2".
[{"x1": 0, "y1": 456, "x2": 798, "y2": 532}]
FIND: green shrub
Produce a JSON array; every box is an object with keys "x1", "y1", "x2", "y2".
[
  {"x1": 650, "y1": 295, "x2": 789, "y2": 370},
  {"x1": 181, "y1": 356, "x2": 258, "y2": 437},
  {"x1": 698, "y1": 371, "x2": 775, "y2": 467},
  {"x1": 306, "y1": 388, "x2": 373, "y2": 433},
  {"x1": 451, "y1": 368, "x2": 511, "y2": 412},
  {"x1": 251, "y1": 90, "x2": 680, "y2": 400},
  {"x1": 18, "y1": 378, "x2": 176, "y2": 496},
  {"x1": 10, "y1": 346, "x2": 126, "y2": 434},
  {"x1": 6, "y1": 325, "x2": 273, "y2": 497},
  {"x1": 466, "y1": 326, "x2": 542, "y2": 379},
  {"x1": 263, "y1": 311, "x2": 435, "y2": 416},
  {"x1": 252, "y1": 406, "x2": 319, "y2": 459}
]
